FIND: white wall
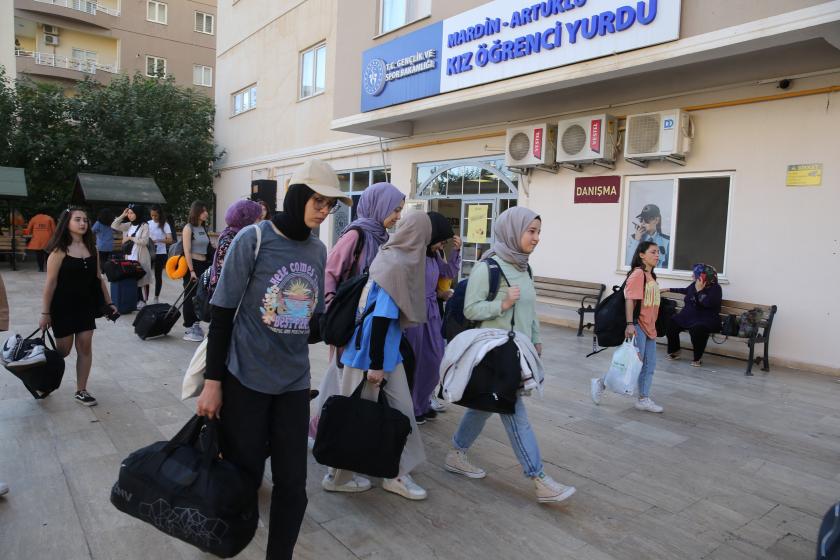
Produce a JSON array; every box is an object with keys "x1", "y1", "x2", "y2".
[{"x1": 1, "y1": 1, "x2": 14, "y2": 80}]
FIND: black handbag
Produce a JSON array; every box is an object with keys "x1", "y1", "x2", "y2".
[
  {"x1": 319, "y1": 271, "x2": 371, "y2": 347},
  {"x1": 720, "y1": 314, "x2": 739, "y2": 336},
  {"x1": 655, "y1": 297, "x2": 677, "y2": 337},
  {"x1": 3, "y1": 328, "x2": 65, "y2": 399},
  {"x1": 103, "y1": 258, "x2": 146, "y2": 282},
  {"x1": 110, "y1": 416, "x2": 259, "y2": 558},
  {"x1": 313, "y1": 377, "x2": 411, "y2": 479}
]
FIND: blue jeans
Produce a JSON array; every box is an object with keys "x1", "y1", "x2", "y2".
[
  {"x1": 634, "y1": 324, "x2": 657, "y2": 397},
  {"x1": 452, "y1": 397, "x2": 543, "y2": 478}
]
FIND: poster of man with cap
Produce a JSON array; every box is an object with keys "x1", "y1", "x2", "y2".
[{"x1": 625, "y1": 180, "x2": 672, "y2": 268}]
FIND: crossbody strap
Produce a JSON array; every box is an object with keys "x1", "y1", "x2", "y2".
[
  {"x1": 232, "y1": 224, "x2": 262, "y2": 319},
  {"x1": 486, "y1": 258, "x2": 516, "y2": 333}
]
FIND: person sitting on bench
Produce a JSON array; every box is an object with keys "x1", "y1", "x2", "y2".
[{"x1": 666, "y1": 263, "x2": 722, "y2": 367}]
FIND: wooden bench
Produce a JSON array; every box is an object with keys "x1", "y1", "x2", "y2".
[
  {"x1": 534, "y1": 277, "x2": 606, "y2": 336},
  {"x1": 661, "y1": 292, "x2": 778, "y2": 376}
]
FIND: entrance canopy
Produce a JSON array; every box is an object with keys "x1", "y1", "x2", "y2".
[
  {"x1": 72, "y1": 173, "x2": 166, "y2": 205},
  {"x1": 0, "y1": 167, "x2": 28, "y2": 198}
]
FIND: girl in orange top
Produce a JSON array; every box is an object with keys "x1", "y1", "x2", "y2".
[{"x1": 591, "y1": 240, "x2": 666, "y2": 413}]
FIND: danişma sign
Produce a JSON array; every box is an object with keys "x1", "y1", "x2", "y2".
[{"x1": 361, "y1": 0, "x2": 681, "y2": 112}]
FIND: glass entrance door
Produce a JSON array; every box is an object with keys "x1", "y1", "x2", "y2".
[{"x1": 460, "y1": 199, "x2": 495, "y2": 277}]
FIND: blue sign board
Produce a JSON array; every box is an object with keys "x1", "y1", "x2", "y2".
[{"x1": 361, "y1": 22, "x2": 443, "y2": 112}]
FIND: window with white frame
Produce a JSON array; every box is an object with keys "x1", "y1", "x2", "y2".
[
  {"x1": 147, "y1": 1, "x2": 167, "y2": 24},
  {"x1": 380, "y1": 0, "x2": 431, "y2": 34},
  {"x1": 193, "y1": 65, "x2": 212, "y2": 87},
  {"x1": 299, "y1": 43, "x2": 326, "y2": 100},
  {"x1": 331, "y1": 167, "x2": 391, "y2": 243},
  {"x1": 72, "y1": 48, "x2": 97, "y2": 71},
  {"x1": 622, "y1": 173, "x2": 733, "y2": 274},
  {"x1": 145, "y1": 56, "x2": 167, "y2": 77},
  {"x1": 232, "y1": 85, "x2": 257, "y2": 116},
  {"x1": 195, "y1": 12, "x2": 214, "y2": 34}
]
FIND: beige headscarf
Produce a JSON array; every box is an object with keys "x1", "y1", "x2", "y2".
[
  {"x1": 483, "y1": 206, "x2": 540, "y2": 271},
  {"x1": 368, "y1": 211, "x2": 432, "y2": 329}
]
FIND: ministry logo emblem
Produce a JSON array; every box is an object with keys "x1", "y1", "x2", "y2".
[{"x1": 364, "y1": 58, "x2": 387, "y2": 96}]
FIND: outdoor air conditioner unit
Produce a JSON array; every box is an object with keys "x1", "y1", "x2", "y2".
[
  {"x1": 624, "y1": 109, "x2": 693, "y2": 166},
  {"x1": 556, "y1": 113, "x2": 618, "y2": 168},
  {"x1": 44, "y1": 34, "x2": 60, "y2": 46},
  {"x1": 504, "y1": 124, "x2": 557, "y2": 168},
  {"x1": 43, "y1": 25, "x2": 60, "y2": 35}
]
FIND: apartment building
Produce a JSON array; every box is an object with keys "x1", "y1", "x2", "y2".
[
  {"x1": 213, "y1": 0, "x2": 840, "y2": 374},
  {"x1": 10, "y1": 0, "x2": 216, "y2": 95}
]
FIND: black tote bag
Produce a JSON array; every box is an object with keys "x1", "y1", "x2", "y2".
[
  {"x1": 3, "y1": 328, "x2": 65, "y2": 400},
  {"x1": 313, "y1": 377, "x2": 411, "y2": 479},
  {"x1": 110, "y1": 416, "x2": 258, "y2": 558}
]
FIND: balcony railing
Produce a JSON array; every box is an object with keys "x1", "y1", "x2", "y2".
[
  {"x1": 32, "y1": 0, "x2": 121, "y2": 17},
  {"x1": 15, "y1": 50, "x2": 119, "y2": 75}
]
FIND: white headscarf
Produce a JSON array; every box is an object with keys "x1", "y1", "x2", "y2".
[
  {"x1": 483, "y1": 207, "x2": 540, "y2": 271},
  {"x1": 368, "y1": 211, "x2": 432, "y2": 328}
]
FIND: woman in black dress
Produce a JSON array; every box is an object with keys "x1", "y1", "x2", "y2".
[{"x1": 39, "y1": 208, "x2": 116, "y2": 406}]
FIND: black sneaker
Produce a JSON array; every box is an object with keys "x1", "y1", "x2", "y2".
[
  {"x1": 74, "y1": 390, "x2": 97, "y2": 407},
  {"x1": 415, "y1": 414, "x2": 427, "y2": 425},
  {"x1": 424, "y1": 409, "x2": 438, "y2": 421}
]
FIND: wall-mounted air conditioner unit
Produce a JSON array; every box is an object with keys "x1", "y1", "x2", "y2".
[
  {"x1": 44, "y1": 34, "x2": 60, "y2": 46},
  {"x1": 556, "y1": 114, "x2": 618, "y2": 168},
  {"x1": 43, "y1": 25, "x2": 60, "y2": 35},
  {"x1": 624, "y1": 109, "x2": 693, "y2": 166},
  {"x1": 504, "y1": 124, "x2": 557, "y2": 168}
]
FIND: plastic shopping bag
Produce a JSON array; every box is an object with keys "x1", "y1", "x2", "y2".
[
  {"x1": 181, "y1": 338, "x2": 207, "y2": 400},
  {"x1": 309, "y1": 357, "x2": 343, "y2": 438},
  {"x1": 604, "y1": 339, "x2": 643, "y2": 396}
]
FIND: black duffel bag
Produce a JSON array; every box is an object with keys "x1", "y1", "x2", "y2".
[
  {"x1": 313, "y1": 376, "x2": 411, "y2": 479},
  {"x1": 3, "y1": 328, "x2": 65, "y2": 399},
  {"x1": 103, "y1": 258, "x2": 146, "y2": 282},
  {"x1": 110, "y1": 416, "x2": 259, "y2": 558}
]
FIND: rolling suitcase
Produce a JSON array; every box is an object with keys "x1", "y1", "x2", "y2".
[
  {"x1": 133, "y1": 285, "x2": 194, "y2": 340},
  {"x1": 111, "y1": 278, "x2": 139, "y2": 314}
]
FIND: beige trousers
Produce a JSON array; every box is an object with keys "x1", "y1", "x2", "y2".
[{"x1": 333, "y1": 364, "x2": 426, "y2": 483}]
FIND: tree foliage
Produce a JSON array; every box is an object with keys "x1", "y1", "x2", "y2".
[{"x1": 0, "y1": 69, "x2": 222, "y2": 221}]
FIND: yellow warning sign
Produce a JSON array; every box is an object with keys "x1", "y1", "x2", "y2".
[
  {"x1": 466, "y1": 205, "x2": 489, "y2": 244},
  {"x1": 786, "y1": 163, "x2": 822, "y2": 187}
]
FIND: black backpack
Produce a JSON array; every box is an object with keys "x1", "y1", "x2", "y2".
[
  {"x1": 319, "y1": 227, "x2": 367, "y2": 347},
  {"x1": 441, "y1": 258, "x2": 531, "y2": 342},
  {"x1": 587, "y1": 274, "x2": 641, "y2": 356}
]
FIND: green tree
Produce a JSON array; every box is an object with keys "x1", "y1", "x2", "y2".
[
  {"x1": 0, "y1": 70, "x2": 222, "y2": 221},
  {"x1": 72, "y1": 74, "x2": 220, "y2": 221}
]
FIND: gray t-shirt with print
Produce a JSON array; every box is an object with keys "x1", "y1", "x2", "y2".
[{"x1": 211, "y1": 221, "x2": 326, "y2": 395}]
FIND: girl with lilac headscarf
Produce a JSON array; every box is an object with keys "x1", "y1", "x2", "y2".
[
  {"x1": 310, "y1": 183, "x2": 405, "y2": 464},
  {"x1": 208, "y1": 199, "x2": 263, "y2": 293}
]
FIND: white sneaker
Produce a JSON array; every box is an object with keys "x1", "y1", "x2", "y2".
[
  {"x1": 1, "y1": 334, "x2": 21, "y2": 364},
  {"x1": 634, "y1": 397, "x2": 664, "y2": 413},
  {"x1": 136, "y1": 300, "x2": 145, "y2": 310},
  {"x1": 182, "y1": 326, "x2": 203, "y2": 342},
  {"x1": 382, "y1": 475, "x2": 427, "y2": 500},
  {"x1": 153, "y1": 297, "x2": 160, "y2": 304},
  {"x1": 7, "y1": 344, "x2": 46, "y2": 370},
  {"x1": 429, "y1": 396, "x2": 447, "y2": 412},
  {"x1": 444, "y1": 449, "x2": 487, "y2": 479},
  {"x1": 590, "y1": 378, "x2": 605, "y2": 405},
  {"x1": 193, "y1": 324, "x2": 205, "y2": 338},
  {"x1": 0, "y1": 481, "x2": 8, "y2": 496},
  {"x1": 321, "y1": 473, "x2": 371, "y2": 493},
  {"x1": 534, "y1": 472, "x2": 576, "y2": 503}
]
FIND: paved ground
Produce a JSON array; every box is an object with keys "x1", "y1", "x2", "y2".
[{"x1": 0, "y1": 260, "x2": 838, "y2": 560}]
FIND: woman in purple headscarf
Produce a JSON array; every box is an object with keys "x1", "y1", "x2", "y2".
[
  {"x1": 310, "y1": 181, "x2": 405, "y2": 440},
  {"x1": 208, "y1": 199, "x2": 263, "y2": 293},
  {"x1": 323, "y1": 182, "x2": 405, "y2": 298}
]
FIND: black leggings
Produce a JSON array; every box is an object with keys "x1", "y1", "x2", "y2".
[
  {"x1": 182, "y1": 259, "x2": 210, "y2": 327},
  {"x1": 666, "y1": 321, "x2": 712, "y2": 362},
  {"x1": 219, "y1": 375, "x2": 309, "y2": 560},
  {"x1": 153, "y1": 254, "x2": 166, "y2": 297}
]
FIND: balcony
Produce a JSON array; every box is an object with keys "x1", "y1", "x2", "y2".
[
  {"x1": 16, "y1": 0, "x2": 119, "y2": 29},
  {"x1": 15, "y1": 49, "x2": 118, "y2": 84}
]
